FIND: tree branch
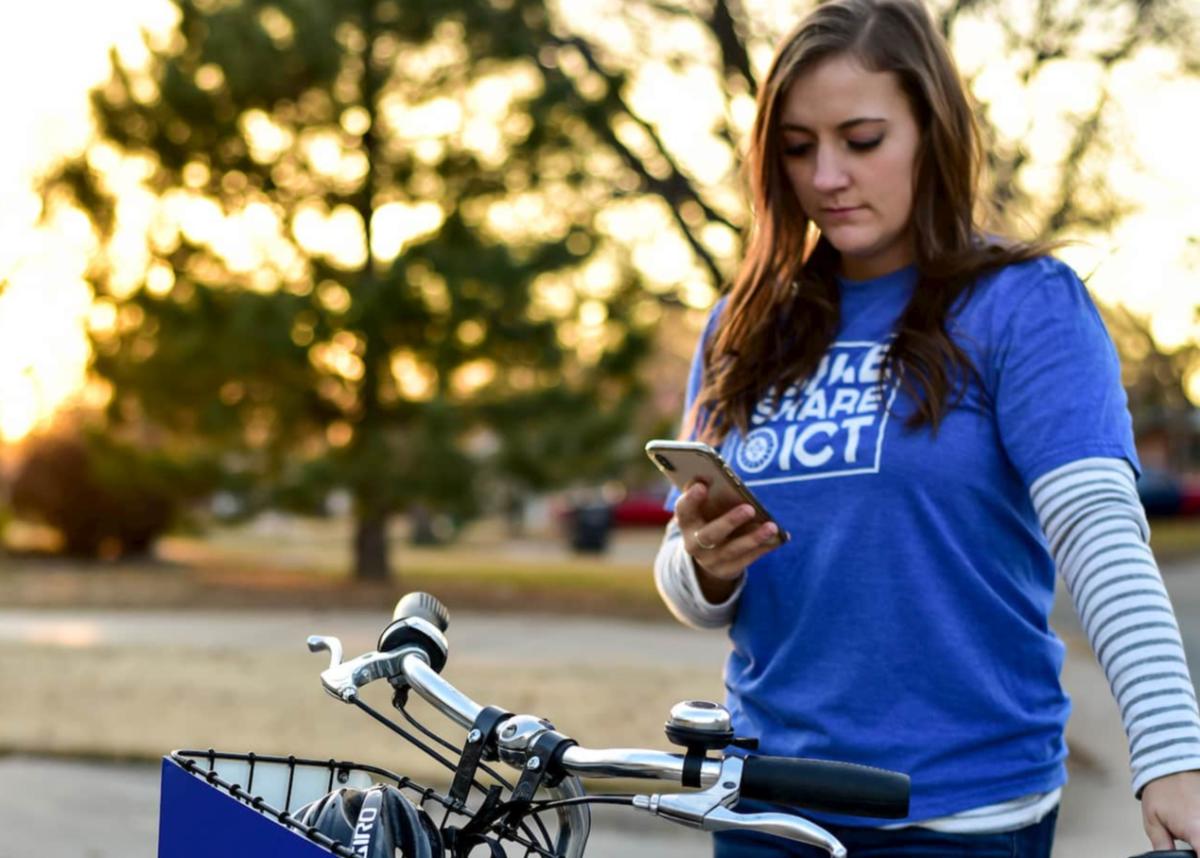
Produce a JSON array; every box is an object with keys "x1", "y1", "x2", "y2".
[
  {"x1": 706, "y1": 0, "x2": 757, "y2": 97},
  {"x1": 551, "y1": 33, "x2": 740, "y2": 286}
]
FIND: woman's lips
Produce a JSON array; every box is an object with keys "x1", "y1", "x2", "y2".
[{"x1": 822, "y1": 206, "x2": 864, "y2": 219}]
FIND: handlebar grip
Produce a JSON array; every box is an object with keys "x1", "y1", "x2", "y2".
[{"x1": 739, "y1": 755, "x2": 910, "y2": 819}]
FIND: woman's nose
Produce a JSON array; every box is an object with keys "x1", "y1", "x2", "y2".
[{"x1": 812, "y1": 148, "x2": 850, "y2": 193}]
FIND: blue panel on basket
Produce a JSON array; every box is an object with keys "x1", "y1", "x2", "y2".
[{"x1": 158, "y1": 757, "x2": 336, "y2": 857}]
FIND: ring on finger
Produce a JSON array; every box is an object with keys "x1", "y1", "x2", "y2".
[{"x1": 693, "y1": 530, "x2": 717, "y2": 551}]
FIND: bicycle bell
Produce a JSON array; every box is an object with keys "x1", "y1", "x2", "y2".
[
  {"x1": 376, "y1": 592, "x2": 450, "y2": 676},
  {"x1": 665, "y1": 700, "x2": 736, "y2": 750}
]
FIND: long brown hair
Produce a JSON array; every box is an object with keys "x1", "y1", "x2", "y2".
[{"x1": 691, "y1": 0, "x2": 1058, "y2": 443}]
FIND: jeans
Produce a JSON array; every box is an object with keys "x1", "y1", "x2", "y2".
[{"x1": 713, "y1": 807, "x2": 1058, "y2": 857}]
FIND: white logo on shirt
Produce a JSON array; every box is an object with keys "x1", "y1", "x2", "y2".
[
  {"x1": 728, "y1": 340, "x2": 898, "y2": 485},
  {"x1": 736, "y1": 428, "x2": 779, "y2": 474}
]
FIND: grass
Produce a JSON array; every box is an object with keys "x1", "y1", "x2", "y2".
[
  {"x1": 0, "y1": 516, "x2": 673, "y2": 618},
  {"x1": 0, "y1": 512, "x2": 1196, "y2": 618},
  {"x1": 174, "y1": 534, "x2": 665, "y2": 601}
]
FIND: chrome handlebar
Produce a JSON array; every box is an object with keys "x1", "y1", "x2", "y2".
[
  {"x1": 397, "y1": 653, "x2": 732, "y2": 784},
  {"x1": 307, "y1": 595, "x2": 847, "y2": 857}
]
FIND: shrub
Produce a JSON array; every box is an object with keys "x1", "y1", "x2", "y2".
[{"x1": 10, "y1": 429, "x2": 191, "y2": 558}]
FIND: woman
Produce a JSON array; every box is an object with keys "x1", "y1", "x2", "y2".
[{"x1": 653, "y1": 0, "x2": 1200, "y2": 855}]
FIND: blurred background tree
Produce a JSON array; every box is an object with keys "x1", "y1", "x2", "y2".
[
  {"x1": 1104, "y1": 306, "x2": 1200, "y2": 472},
  {"x1": 40, "y1": 0, "x2": 1200, "y2": 572},
  {"x1": 44, "y1": 0, "x2": 660, "y2": 577}
]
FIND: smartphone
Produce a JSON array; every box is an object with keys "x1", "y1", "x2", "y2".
[{"x1": 645, "y1": 440, "x2": 789, "y2": 543}]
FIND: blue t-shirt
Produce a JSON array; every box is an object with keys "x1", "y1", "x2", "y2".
[{"x1": 669, "y1": 256, "x2": 1139, "y2": 824}]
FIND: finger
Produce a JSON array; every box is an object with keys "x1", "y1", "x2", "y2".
[
  {"x1": 689, "y1": 503, "x2": 758, "y2": 556},
  {"x1": 1165, "y1": 818, "x2": 1200, "y2": 850},
  {"x1": 703, "y1": 503, "x2": 760, "y2": 545},
  {"x1": 1143, "y1": 812, "x2": 1176, "y2": 851},
  {"x1": 696, "y1": 506, "x2": 777, "y2": 561},
  {"x1": 719, "y1": 522, "x2": 781, "y2": 563},
  {"x1": 703, "y1": 523, "x2": 781, "y2": 577},
  {"x1": 673, "y1": 481, "x2": 709, "y2": 527}
]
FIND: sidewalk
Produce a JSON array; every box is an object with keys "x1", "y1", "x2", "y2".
[
  {"x1": 1051, "y1": 552, "x2": 1200, "y2": 856},
  {"x1": 1056, "y1": 627, "x2": 1150, "y2": 856}
]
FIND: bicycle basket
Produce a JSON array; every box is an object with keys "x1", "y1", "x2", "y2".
[{"x1": 158, "y1": 750, "x2": 457, "y2": 858}]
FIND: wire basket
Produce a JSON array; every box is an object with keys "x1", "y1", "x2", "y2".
[{"x1": 158, "y1": 749, "x2": 466, "y2": 857}]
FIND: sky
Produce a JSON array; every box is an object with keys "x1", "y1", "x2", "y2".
[
  {"x1": 0, "y1": 0, "x2": 176, "y2": 441},
  {"x1": 0, "y1": 0, "x2": 1196, "y2": 442}
]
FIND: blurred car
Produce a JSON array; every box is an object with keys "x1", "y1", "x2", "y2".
[
  {"x1": 611, "y1": 487, "x2": 674, "y2": 527},
  {"x1": 1137, "y1": 467, "x2": 1200, "y2": 517},
  {"x1": 556, "y1": 486, "x2": 674, "y2": 529}
]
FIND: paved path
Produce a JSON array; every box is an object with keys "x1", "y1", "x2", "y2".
[{"x1": 0, "y1": 607, "x2": 730, "y2": 666}]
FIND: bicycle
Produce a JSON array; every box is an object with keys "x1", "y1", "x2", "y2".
[{"x1": 156, "y1": 592, "x2": 1197, "y2": 858}]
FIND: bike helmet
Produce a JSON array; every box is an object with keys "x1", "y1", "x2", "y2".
[{"x1": 294, "y1": 783, "x2": 443, "y2": 858}]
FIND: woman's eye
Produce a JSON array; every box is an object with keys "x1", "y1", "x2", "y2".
[
  {"x1": 847, "y1": 136, "x2": 884, "y2": 152},
  {"x1": 783, "y1": 136, "x2": 882, "y2": 157}
]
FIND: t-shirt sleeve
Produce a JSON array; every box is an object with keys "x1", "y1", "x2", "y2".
[
  {"x1": 663, "y1": 300, "x2": 726, "y2": 510},
  {"x1": 991, "y1": 259, "x2": 1140, "y2": 488}
]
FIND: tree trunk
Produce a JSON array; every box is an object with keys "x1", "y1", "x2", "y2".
[
  {"x1": 353, "y1": 512, "x2": 392, "y2": 581},
  {"x1": 348, "y1": 5, "x2": 391, "y2": 588}
]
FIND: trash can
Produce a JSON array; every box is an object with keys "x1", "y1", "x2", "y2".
[{"x1": 569, "y1": 502, "x2": 613, "y2": 553}]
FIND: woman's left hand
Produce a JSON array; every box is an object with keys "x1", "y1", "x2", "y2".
[{"x1": 1142, "y1": 770, "x2": 1200, "y2": 849}]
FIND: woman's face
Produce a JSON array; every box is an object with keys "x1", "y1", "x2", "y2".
[{"x1": 779, "y1": 54, "x2": 922, "y2": 281}]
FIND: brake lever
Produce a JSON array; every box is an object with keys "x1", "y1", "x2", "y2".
[
  {"x1": 307, "y1": 635, "x2": 344, "y2": 670},
  {"x1": 701, "y1": 805, "x2": 846, "y2": 857},
  {"x1": 632, "y1": 757, "x2": 846, "y2": 857},
  {"x1": 307, "y1": 636, "x2": 426, "y2": 702}
]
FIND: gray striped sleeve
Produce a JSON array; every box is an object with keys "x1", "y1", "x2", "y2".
[
  {"x1": 653, "y1": 517, "x2": 743, "y2": 630},
  {"x1": 1030, "y1": 457, "x2": 1200, "y2": 796}
]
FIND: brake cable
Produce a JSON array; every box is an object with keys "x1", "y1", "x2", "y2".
[{"x1": 349, "y1": 696, "x2": 556, "y2": 856}]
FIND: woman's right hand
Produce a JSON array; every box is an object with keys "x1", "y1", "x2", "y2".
[{"x1": 674, "y1": 481, "x2": 782, "y2": 585}]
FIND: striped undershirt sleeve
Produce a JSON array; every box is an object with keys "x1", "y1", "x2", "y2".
[
  {"x1": 1031, "y1": 456, "x2": 1200, "y2": 796},
  {"x1": 654, "y1": 517, "x2": 744, "y2": 630}
]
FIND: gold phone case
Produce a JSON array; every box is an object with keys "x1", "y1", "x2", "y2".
[{"x1": 646, "y1": 440, "x2": 789, "y2": 542}]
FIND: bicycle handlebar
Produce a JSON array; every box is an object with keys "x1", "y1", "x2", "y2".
[
  {"x1": 393, "y1": 624, "x2": 908, "y2": 819},
  {"x1": 309, "y1": 593, "x2": 913, "y2": 857}
]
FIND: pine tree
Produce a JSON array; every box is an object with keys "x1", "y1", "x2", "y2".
[{"x1": 48, "y1": 0, "x2": 657, "y2": 578}]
